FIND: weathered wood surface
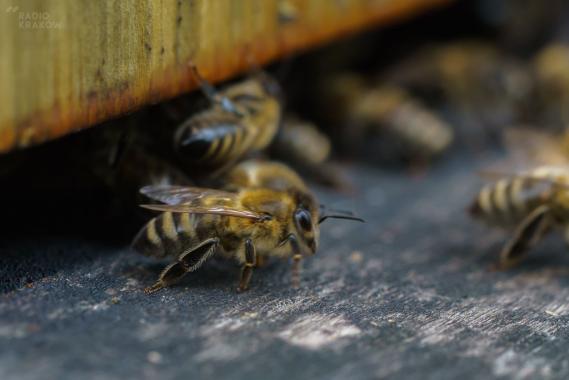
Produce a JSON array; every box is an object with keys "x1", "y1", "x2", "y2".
[
  {"x1": 2, "y1": 151, "x2": 569, "y2": 379},
  {"x1": 0, "y1": 0, "x2": 449, "y2": 153}
]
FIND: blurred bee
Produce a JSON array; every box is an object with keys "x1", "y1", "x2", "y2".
[
  {"x1": 132, "y1": 160, "x2": 363, "y2": 293},
  {"x1": 174, "y1": 64, "x2": 282, "y2": 175},
  {"x1": 324, "y1": 73, "x2": 453, "y2": 163},
  {"x1": 272, "y1": 117, "x2": 331, "y2": 167},
  {"x1": 384, "y1": 41, "x2": 532, "y2": 132},
  {"x1": 470, "y1": 127, "x2": 569, "y2": 268},
  {"x1": 270, "y1": 116, "x2": 353, "y2": 191},
  {"x1": 533, "y1": 43, "x2": 569, "y2": 129},
  {"x1": 470, "y1": 166, "x2": 569, "y2": 268}
]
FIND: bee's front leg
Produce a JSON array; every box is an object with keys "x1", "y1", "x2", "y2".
[
  {"x1": 286, "y1": 234, "x2": 302, "y2": 289},
  {"x1": 237, "y1": 239, "x2": 256, "y2": 292}
]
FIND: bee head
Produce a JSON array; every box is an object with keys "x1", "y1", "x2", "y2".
[
  {"x1": 289, "y1": 191, "x2": 319, "y2": 255},
  {"x1": 293, "y1": 206, "x2": 319, "y2": 255}
]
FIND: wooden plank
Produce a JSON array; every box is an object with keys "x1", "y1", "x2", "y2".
[{"x1": 0, "y1": 0, "x2": 451, "y2": 153}]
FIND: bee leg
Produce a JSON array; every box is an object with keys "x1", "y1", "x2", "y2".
[
  {"x1": 498, "y1": 205, "x2": 551, "y2": 270},
  {"x1": 188, "y1": 63, "x2": 243, "y2": 117},
  {"x1": 237, "y1": 239, "x2": 256, "y2": 292},
  {"x1": 145, "y1": 238, "x2": 219, "y2": 294},
  {"x1": 291, "y1": 254, "x2": 302, "y2": 289},
  {"x1": 287, "y1": 234, "x2": 302, "y2": 289}
]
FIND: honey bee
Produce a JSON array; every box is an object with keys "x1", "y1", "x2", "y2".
[
  {"x1": 469, "y1": 166, "x2": 569, "y2": 268},
  {"x1": 469, "y1": 127, "x2": 569, "y2": 268},
  {"x1": 174, "y1": 64, "x2": 282, "y2": 175},
  {"x1": 270, "y1": 116, "x2": 353, "y2": 191},
  {"x1": 324, "y1": 73, "x2": 454, "y2": 162},
  {"x1": 132, "y1": 160, "x2": 363, "y2": 293}
]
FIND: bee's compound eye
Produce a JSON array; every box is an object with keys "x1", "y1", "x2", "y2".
[{"x1": 295, "y1": 209, "x2": 312, "y2": 232}]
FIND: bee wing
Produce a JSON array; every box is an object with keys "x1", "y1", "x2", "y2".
[
  {"x1": 503, "y1": 128, "x2": 569, "y2": 166},
  {"x1": 140, "y1": 185, "x2": 236, "y2": 205},
  {"x1": 139, "y1": 204, "x2": 264, "y2": 220},
  {"x1": 139, "y1": 185, "x2": 266, "y2": 221},
  {"x1": 477, "y1": 169, "x2": 517, "y2": 181}
]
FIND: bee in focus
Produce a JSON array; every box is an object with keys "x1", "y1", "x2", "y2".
[
  {"x1": 132, "y1": 160, "x2": 363, "y2": 293},
  {"x1": 270, "y1": 116, "x2": 353, "y2": 191},
  {"x1": 323, "y1": 73, "x2": 453, "y2": 163},
  {"x1": 174, "y1": 64, "x2": 282, "y2": 176},
  {"x1": 470, "y1": 166, "x2": 569, "y2": 268}
]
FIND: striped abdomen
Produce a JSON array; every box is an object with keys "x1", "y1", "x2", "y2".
[
  {"x1": 132, "y1": 212, "x2": 211, "y2": 259},
  {"x1": 175, "y1": 110, "x2": 254, "y2": 169},
  {"x1": 385, "y1": 101, "x2": 454, "y2": 157},
  {"x1": 353, "y1": 86, "x2": 453, "y2": 158},
  {"x1": 272, "y1": 120, "x2": 331, "y2": 165},
  {"x1": 469, "y1": 176, "x2": 551, "y2": 226}
]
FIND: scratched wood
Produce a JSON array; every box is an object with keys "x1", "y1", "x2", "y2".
[
  {"x1": 1, "y1": 150, "x2": 569, "y2": 379},
  {"x1": 0, "y1": 0, "x2": 449, "y2": 153}
]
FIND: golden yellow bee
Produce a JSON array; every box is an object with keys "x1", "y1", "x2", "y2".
[
  {"x1": 132, "y1": 160, "x2": 362, "y2": 293},
  {"x1": 325, "y1": 73, "x2": 454, "y2": 161},
  {"x1": 470, "y1": 166, "x2": 569, "y2": 268},
  {"x1": 469, "y1": 126, "x2": 569, "y2": 268},
  {"x1": 174, "y1": 64, "x2": 282, "y2": 175}
]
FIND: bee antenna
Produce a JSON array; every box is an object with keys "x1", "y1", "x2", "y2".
[
  {"x1": 318, "y1": 214, "x2": 365, "y2": 224},
  {"x1": 327, "y1": 207, "x2": 356, "y2": 216}
]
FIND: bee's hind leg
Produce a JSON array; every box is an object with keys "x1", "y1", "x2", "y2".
[
  {"x1": 285, "y1": 234, "x2": 302, "y2": 289},
  {"x1": 145, "y1": 238, "x2": 219, "y2": 294},
  {"x1": 291, "y1": 254, "x2": 302, "y2": 289},
  {"x1": 237, "y1": 239, "x2": 256, "y2": 292},
  {"x1": 497, "y1": 205, "x2": 551, "y2": 270}
]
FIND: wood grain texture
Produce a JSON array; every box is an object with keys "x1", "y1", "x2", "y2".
[{"x1": 0, "y1": 0, "x2": 450, "y2": 153}]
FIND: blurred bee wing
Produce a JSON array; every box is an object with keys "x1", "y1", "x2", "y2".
[
  {"x1": 139, "y1": 204, "x2": 265, "y2": 220},
  {"x1": 477, "y1": 169, "x2": 516, "y2": 181},
  {"x1": 477, "y1": 170, "x2": 569, "y2": 190},
  {"x1": 503, "y1": 128, "x2": 569, "y2": 166},
  {"x1": 140, "y1": 185, "x2": 236, "y2": 205}
]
